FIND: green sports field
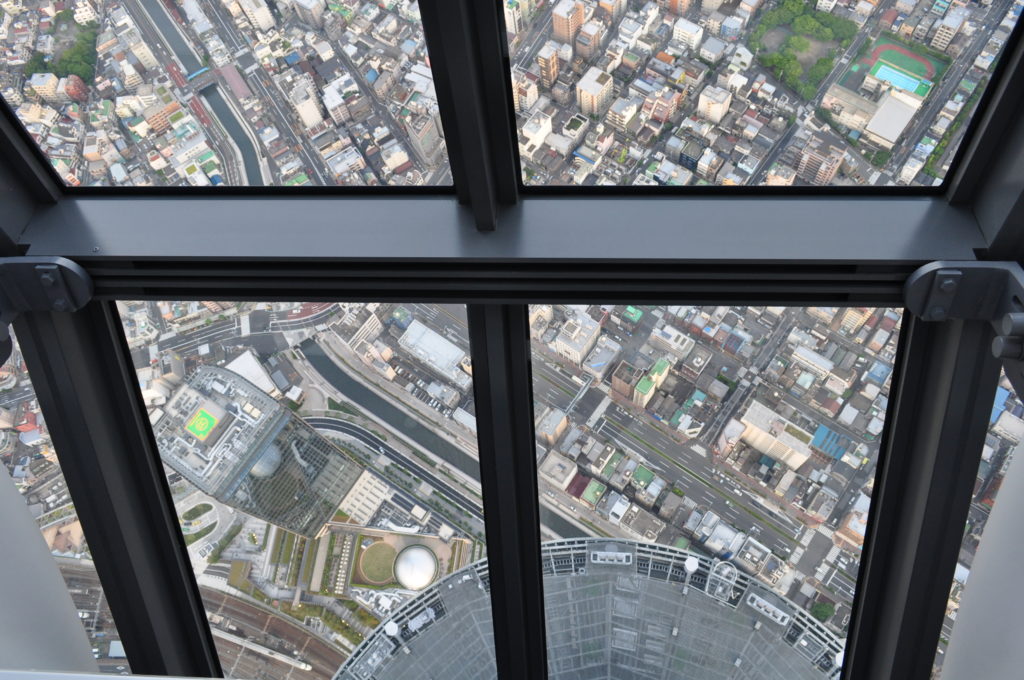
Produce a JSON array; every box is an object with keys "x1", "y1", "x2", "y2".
[
  {"x1": 841, "y1": 34, "x2": 949, "y2": 97},
  {"x1": 186, "y1": 408, "x2": 219, "y2": 441}
]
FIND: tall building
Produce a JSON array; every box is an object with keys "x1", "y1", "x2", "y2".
[
  {"x1": 128, "y1": 35, "x2": 159, "y2": 71},
  {"x1": 697, "y1": 85, "x2": 732, "y2": 124},
  {"x1": 796, "y1": 136, "x2": 844, "y2": 185},
  {"x1": 505, "y1": 0, "x2": 525, "y2": 35},
  {"x1": 576, "y1": 67, "x2": 613, "y2": 115},
  {"x1": 26, "y1": 73, "x2": 59, "y2": 103},
  {"x1": 291, "y1": 0, "x2": 326, "y2": 28},
  {"x1": 740, "y1": 400, "x2": 814, "y2": 469},
  {"x1": 673, "y1": 17, "x2": 704, "y2": 51},
  {"x1": 290, "y1": 81, "x2": 324, "y2": 129},
  {"x1": 644, "y1": 87, "x2": 681, "y2": 123},
  {"x1": 598, "y1": 0, "x2": 627, "y2": 20},
  {"x1": 932, "y1": 8, "x2": 967, "y2": 50},
  {"x1": 606, "y1": 96, "x2": 640, "y2": 132},
  {"x1": 511, "y1": 68, "x2": 540, "y2": 112},
  {"x1": 59, "y1": 75, "x2": 89, "y2": 103},
  {"x1": 575, "y1": 20, "x2": 605, "y2": 60},
  {"x1": 658, "y1": 0, "x2": 691, "y2": 14},
  {"x1": 537, "y1": 42, "x2": 561, "y2": 88},
  {"x1": 553, "y1": 312, "x2": 600, "y2": 365},
  {"x1": 405, "y1": 111, "x2": 445, "y2": 167},
  {"x1": 142, "y1": 101, "x2": 181, "y2": 133},
  {"x1": 73, "y1": 0, "x2": 97, "y2": 24},
  {"x1": 238, "y1": 0, "x2": 275, "y2": 31},
  {"x1": 552, "y1": 0, "x2": 584, "y2": 43},
  {"x1": 154, "y1": 366, "x2": 364, "y2": 538}
]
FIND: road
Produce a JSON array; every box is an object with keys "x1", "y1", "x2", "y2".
[
  {"x1": 891, "y1": 0, "x2": 1017, "y2": 176},
  {"x1": 126, "y1": 0, "x2": 245, "y2": 184}
]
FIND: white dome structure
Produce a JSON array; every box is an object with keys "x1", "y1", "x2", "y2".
[
  {"x1": 394, "y1": 545, "x2": 438, "y2": 591},
  {"x1": 249, "y1": 443, "x2": 283, "y2": 478}
]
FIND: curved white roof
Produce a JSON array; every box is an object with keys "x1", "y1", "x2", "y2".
[
  {"x1": 395, "y1": 545, "x2": 437, "y2": 591},
  {"x1": 250, "y1": 443, "x2": 282, "y2": 478}
]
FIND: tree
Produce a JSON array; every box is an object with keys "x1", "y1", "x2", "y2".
[
  {"x1": 807, "y1": 57, "x2": 833, "y2": 85},
  {"x1": 810, "y1": 602, "x2": 835, "y2": 622},
  {"x1": 53, "y1": 9, "x2": 74, "y2": 26},
  {"x1": 786, "y1": 35, "x2": 811, "y2": 52},
  {"x1": 22, "y1": 51, "x2": 48, "y2": 76},
  {"x1": 793, "y1": 14, "x2": 824, "y2": 37},
  {"x1": 870, "y1": 149, "x2": 892, "y2": 168}
]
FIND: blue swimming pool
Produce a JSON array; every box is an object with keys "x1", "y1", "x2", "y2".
[{"x1": 874, "y1": 63, "x2": 922, "y2": 93}]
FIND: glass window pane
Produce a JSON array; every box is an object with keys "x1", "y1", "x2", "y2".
[
  {"x1": 118, "y1": 301, "x2": 488, "y2": 679},
  {"x1": 1, "y1": 331, "x2": 131, "y2": 673},
  {"x1": 531, "y1": 304, "x2": 901, "y2": 677},
  {"x1": 931, "y1": 368, "x2": 1017, "y2": 677},
  {"x1": 3, "y1": 2, "x2": 449, "y2": 187},
  {"x1": 506, "y1": 0, "x2": 1020, "y2": 187}
]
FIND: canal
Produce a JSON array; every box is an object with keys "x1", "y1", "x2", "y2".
[
  {"x1": 137, "y1": 0, "x2": 264, "y2": 185},
  {"x1": 301, "y1": 340, "x2": 587, "y2": 540}
]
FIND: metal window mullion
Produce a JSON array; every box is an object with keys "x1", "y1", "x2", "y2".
[
  {"x1": 946, "y1": 14, "x2": 1024, "y2": 207},
  {"x1": 467, "y1": 304, "x2": 548, "y2": 680},
  {"x1": 419, "y1": 0, "x2": 519, "y2": 231},
  {"x1": 843, "y1": 316, "x2": 1000, "y2": 680},
  {"x1": 12, "y1": 301, "x2": 222, "y2": 677},
  {"x1": 0, "y1": 103, "x2": 61, "y2": 205}
]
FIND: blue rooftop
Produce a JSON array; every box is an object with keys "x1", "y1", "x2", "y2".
[
  {"x1": 866, "y1": 360, "x2": 892, "y2": 385},
  {"x1": 992, "y1": 387, "x2": 1010, "y2": 424},
  {"x1": 812, "y1": 424, "x2": 854, "y2": 460}
]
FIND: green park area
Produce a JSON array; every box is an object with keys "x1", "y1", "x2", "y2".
[
  {"x1": 23, "y1": 21, "x2": 99, "y2": 82},
  {"x1": 184, "y1": 521, "x2": 217, "y2": 546},
  {"x1": 356, "y1": 539, "x2": 397, "y2": 586},
  {"x1": 182, "y1": 503, "x2": 213, "y2": 521},
  {"x1": 749, "y1": 0, "x2": 858, "y2": 101}
]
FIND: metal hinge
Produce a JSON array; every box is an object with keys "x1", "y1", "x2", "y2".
[
  {"x1": 906, "y1": 261, "x2": 1024, "y2": 395},
  {"x1": 0, "y1": 257, "x2": 92, "y2": 364}
]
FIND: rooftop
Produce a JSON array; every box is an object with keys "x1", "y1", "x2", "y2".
[{"x1": 336, "y1": 539, "x2": 843, "y2": 680}]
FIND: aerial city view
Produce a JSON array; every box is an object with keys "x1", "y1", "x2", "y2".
[
  {"x1": 0, "y1": 0, "x2": 450, "y2": 186},
  {"x1": 0, "y1": 302, "x2": 1017, "y2": 677},
  {"x1": 0, "y1": 0, "x2": 1019, "y2": 186},
  {"x1": 510, "y1": 0, "x2": 1022, "y2": 185}
]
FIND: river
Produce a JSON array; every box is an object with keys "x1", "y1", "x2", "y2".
[
  {"x1": 301, "y1": 340, "x2": 587, "y2": 539},
  {"x1": 137, "y1": 0, "x2": 264, "y2": 185}
]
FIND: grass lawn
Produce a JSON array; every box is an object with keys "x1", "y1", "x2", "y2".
[
  {"x1": 182, "y1": 503, "x2": 213, "y2": 521},
  {"x1": 359, "y1": 541, "x2": 396, "y2": 584},
  {"x1": 184, "y1": 521, "x2": 217, "y2": 546}
]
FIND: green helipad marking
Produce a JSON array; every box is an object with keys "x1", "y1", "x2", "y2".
[{"x1": 186, "y1": 408, "x2": 219, "y2": 441}]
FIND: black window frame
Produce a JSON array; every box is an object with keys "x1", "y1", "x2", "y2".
[{"x1": 2, "y1": 2, "x2": 1024, "y2": 679}]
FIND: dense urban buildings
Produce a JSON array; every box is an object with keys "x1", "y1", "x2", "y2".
[
  {"x1": 0, "y1": 0, "x2": 450, "y2": 186},
  {"x1": 0, "y1": 0, "x2": 1018, "y2": 186},
  {"x1": 506, "y1": 0, "x2": 1023, "y2": 185},
  {"x1": 2, "y1": 298, "x2": 1018, "y2": 677}
]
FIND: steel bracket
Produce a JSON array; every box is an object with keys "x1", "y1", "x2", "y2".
[
  {"x1": 0, "y1": 257, "x2": 92, "y2": 363},
  {"x1": 906, "y1": 261, "x2": 1024, "y2": 395}
]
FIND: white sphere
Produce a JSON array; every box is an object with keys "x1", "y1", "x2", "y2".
[
  {"x1": 394, "y1": 545, "x2": 438, "y2": 591},
  {"x1": 250, "y1": 444, "x2": 282, "y2": 478}
]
